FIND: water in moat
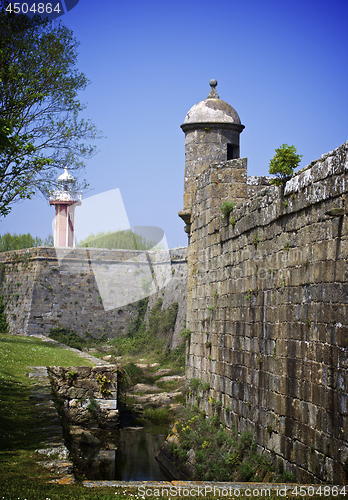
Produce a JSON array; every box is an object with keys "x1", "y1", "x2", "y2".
[{"x1": 77, "y1": 422, "x2": 171, "y2": 481}]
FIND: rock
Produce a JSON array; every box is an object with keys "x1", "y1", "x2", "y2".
[
  {"x1": 132, "y1": 383, "x2": 161, "y2": 393},
  {"x1": 135, "y1": 362, "x2": 159, "y2": 368},
  {"x1": 48, "y1": 366, "x2": 65, "y2": 376},
  {"x1": 67, "y1": 387, "x2": 86, "y2": 400},
  {"x1": 68, "y1": 399, "x2": 81, "y2": 408},
  {"x1": 70, "y1": 426, "x2": 101, "y2": 446},
  {"x1": 105, "y1": 410, "x2": 119, "y2": 419},
  {"x1": 325, "y1": 208, "x2": 345, "y2": 217},
  {"x1": 103, "y1": 355, "x2": 113, "y2": 361},
  {"x1": 170, "y1": 403, "x2": 183, "y2": 411},
  {"x1": 132, "y1": 391, "x2": 182, "y2": 405},
  {"x1": 133, "y1": 403, "x2": 144, "y2": 411},
  {"x1": 151, "y1": 391, "x2": 182, "y2": 404},
  {"x1": 155, "y1": 368, "x2": 173, "y2": 376},
  {"x1": 75, "y1": 366, "x2": 91, "y2": 377},
  {"x1": 75, "y1": 379, "x2": 99, "y2": 391},
  {"x1": 80, "y1": 431, "x2": 101, "y2": 446},
  {"x1": 67, "y1": 407, "x2": 91, "y2": 425},
  {"x1": 36, "y1": 445, "x2": 69, "y2": 459},
  {"x1": 156, "y1": 375, "x2": 185, "y2": 383}
]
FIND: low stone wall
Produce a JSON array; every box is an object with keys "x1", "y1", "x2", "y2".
[
  {"x1": 48, "y1": 365, "x2": 118, "y2": 430},
  {"x1": 155, "y1": 425, "x2": 194, "y2": 480},
  {"x1": 0, "y1": 246, "x2": 187, "y2": 350}
]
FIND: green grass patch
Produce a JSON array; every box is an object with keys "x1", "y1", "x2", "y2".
[
  {"x1": 156, "y1": 379, "x2": 183, "y2": 391},
  {"x1": 0, "y1": 334, "x2": 94, "y2": 384},
  {"x1": 142, "y1": 406, "x2": 173, "y2": 425},
  {"x1": 0, "y1": 449, "x2": 134, "y2": 499},
  {"x1": 0, "y1": 334, "x2": 94, "y2": 450}
]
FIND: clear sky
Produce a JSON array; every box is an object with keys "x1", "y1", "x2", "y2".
[{"x1": 1, "y1": 0, "x2": 347, "y2": 248}]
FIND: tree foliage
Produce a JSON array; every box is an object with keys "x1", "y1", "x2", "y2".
[
  {"x1": 0, "y1": 232, "x2": 53, "y2": 251},
  {"x1": 0, "y1": 1, "x2": 101, "y2": 217},
  {"x1": 268, "y1": 144, "x2": 302, "y2": 186}
]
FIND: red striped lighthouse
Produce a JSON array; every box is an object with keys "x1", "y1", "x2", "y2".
[{"x1": 49, "y1": 168, "x2": 82, "y2": 247}]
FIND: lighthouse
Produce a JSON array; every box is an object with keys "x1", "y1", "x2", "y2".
[{"x1": 49, "y1": 168, "x2": 82, "y2": 247}]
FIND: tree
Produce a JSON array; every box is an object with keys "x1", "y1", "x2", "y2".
[
  {"x1": 0, "y1": 2, "x2": 101, "y2": 217},
  {"x1": 268, "y1": 144, "x2": 302, "y2": 186},
  {"x1": 0, "y1": 232, "x2": 53, "y2": 251}
]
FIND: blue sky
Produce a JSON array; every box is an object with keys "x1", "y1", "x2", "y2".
[{"x1": 1, "y1": 0, "x2": 348, "y2": 248}]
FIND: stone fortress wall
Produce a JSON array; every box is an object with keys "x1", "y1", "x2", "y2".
[
  {"x1": 184, "y1": 139, "x2": 348, "y2": 483},
  {"x1": 2, "y1": 77, "x2": 347, "y2": 484},
  {"x1": 0, "y1": 246, "x2": 187, "y2": 350}
]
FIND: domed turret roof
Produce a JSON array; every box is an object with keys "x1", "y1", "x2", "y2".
[
  {"x1": 57, "y1": 167, "x2": 74, "y2": 181},
  {"x1": 182, "y1": 80, "x2": 242, "y2": 126}
]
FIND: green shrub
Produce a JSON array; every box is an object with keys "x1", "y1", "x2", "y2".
[
  {"x1": 180, "y1": 327, "x2": 191, "y2": 341},
  {"x1": 143, "y1": 406, "x2": 172, "y2": 425},
  {"x1": 66, "y1": 370, "x2": 77, "y2": 380},
  {"x1": 87, "y1": 394, "x2": 99, "y2": 413},
  {"x1": 268, "y1": 144, "x2": 302, "y2": 186},
  {"x1": 201, "y1": 382, "x2": 210, "y2": 391},
  {"x1": 189, "y1": 378, "x2": 201, "y2": 390},
  {"x1": 220, "y1": 201, "x2": 236, "y2": 219},
  {"x1": 171, "y1": 405, "x2": 295, "y2": 482}
]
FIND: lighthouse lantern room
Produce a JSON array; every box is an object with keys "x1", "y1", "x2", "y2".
[{"x1": 49, "y1": 168, "x2": 82, "y2": 247}]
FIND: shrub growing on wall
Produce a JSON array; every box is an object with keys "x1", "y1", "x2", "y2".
[{"x1": 268, "y1": 144, "x2": 302, "y2": 186}]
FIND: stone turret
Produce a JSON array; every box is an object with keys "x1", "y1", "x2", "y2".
[
  {"x1": 179, "y1": 80, "x2": 246, "y2": 235},
  {"x1": 180, "y1": 80, "x2": 245, "y2": 212}
]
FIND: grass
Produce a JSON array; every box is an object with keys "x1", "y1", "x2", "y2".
[
  {"x1": 155, "y1": 379, "x2": 183, "y2": 391},
  {"x1": 142, "y1": 406, "x2": 173, "y2": 425},
  {"x1": 0, "y1": 334, "x2": 94, "y2": 384},
  {"x1": 0, "y1": 334, "x2": 95, "y2": 451}
]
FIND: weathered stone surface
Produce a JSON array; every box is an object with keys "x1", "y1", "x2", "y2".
[
  {"x1": 0, "y1": 247, "x2": 187, "y2": 351},
  {"x1": 48, "y1": 366, "x2": 118, "y2": 430},
  {"x1": 70, "y1": 426, "x2": 101, "y2": 446},
  {"x1": 184, "y1": 140, "x2": 348, "y2": 484}
]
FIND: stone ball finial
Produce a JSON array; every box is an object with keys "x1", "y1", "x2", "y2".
[{"x1": 207, "y1": 79, "x2": 219, "y2": 99}]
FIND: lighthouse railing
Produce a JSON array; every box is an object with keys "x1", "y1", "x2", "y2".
[{"x1": 49, "y1": 191, "x2": 82, "y2": 203}]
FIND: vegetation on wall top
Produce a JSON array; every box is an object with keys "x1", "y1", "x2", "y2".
[{"x1": 268, "y1": 144, "x2": 302, "y2": 186}]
